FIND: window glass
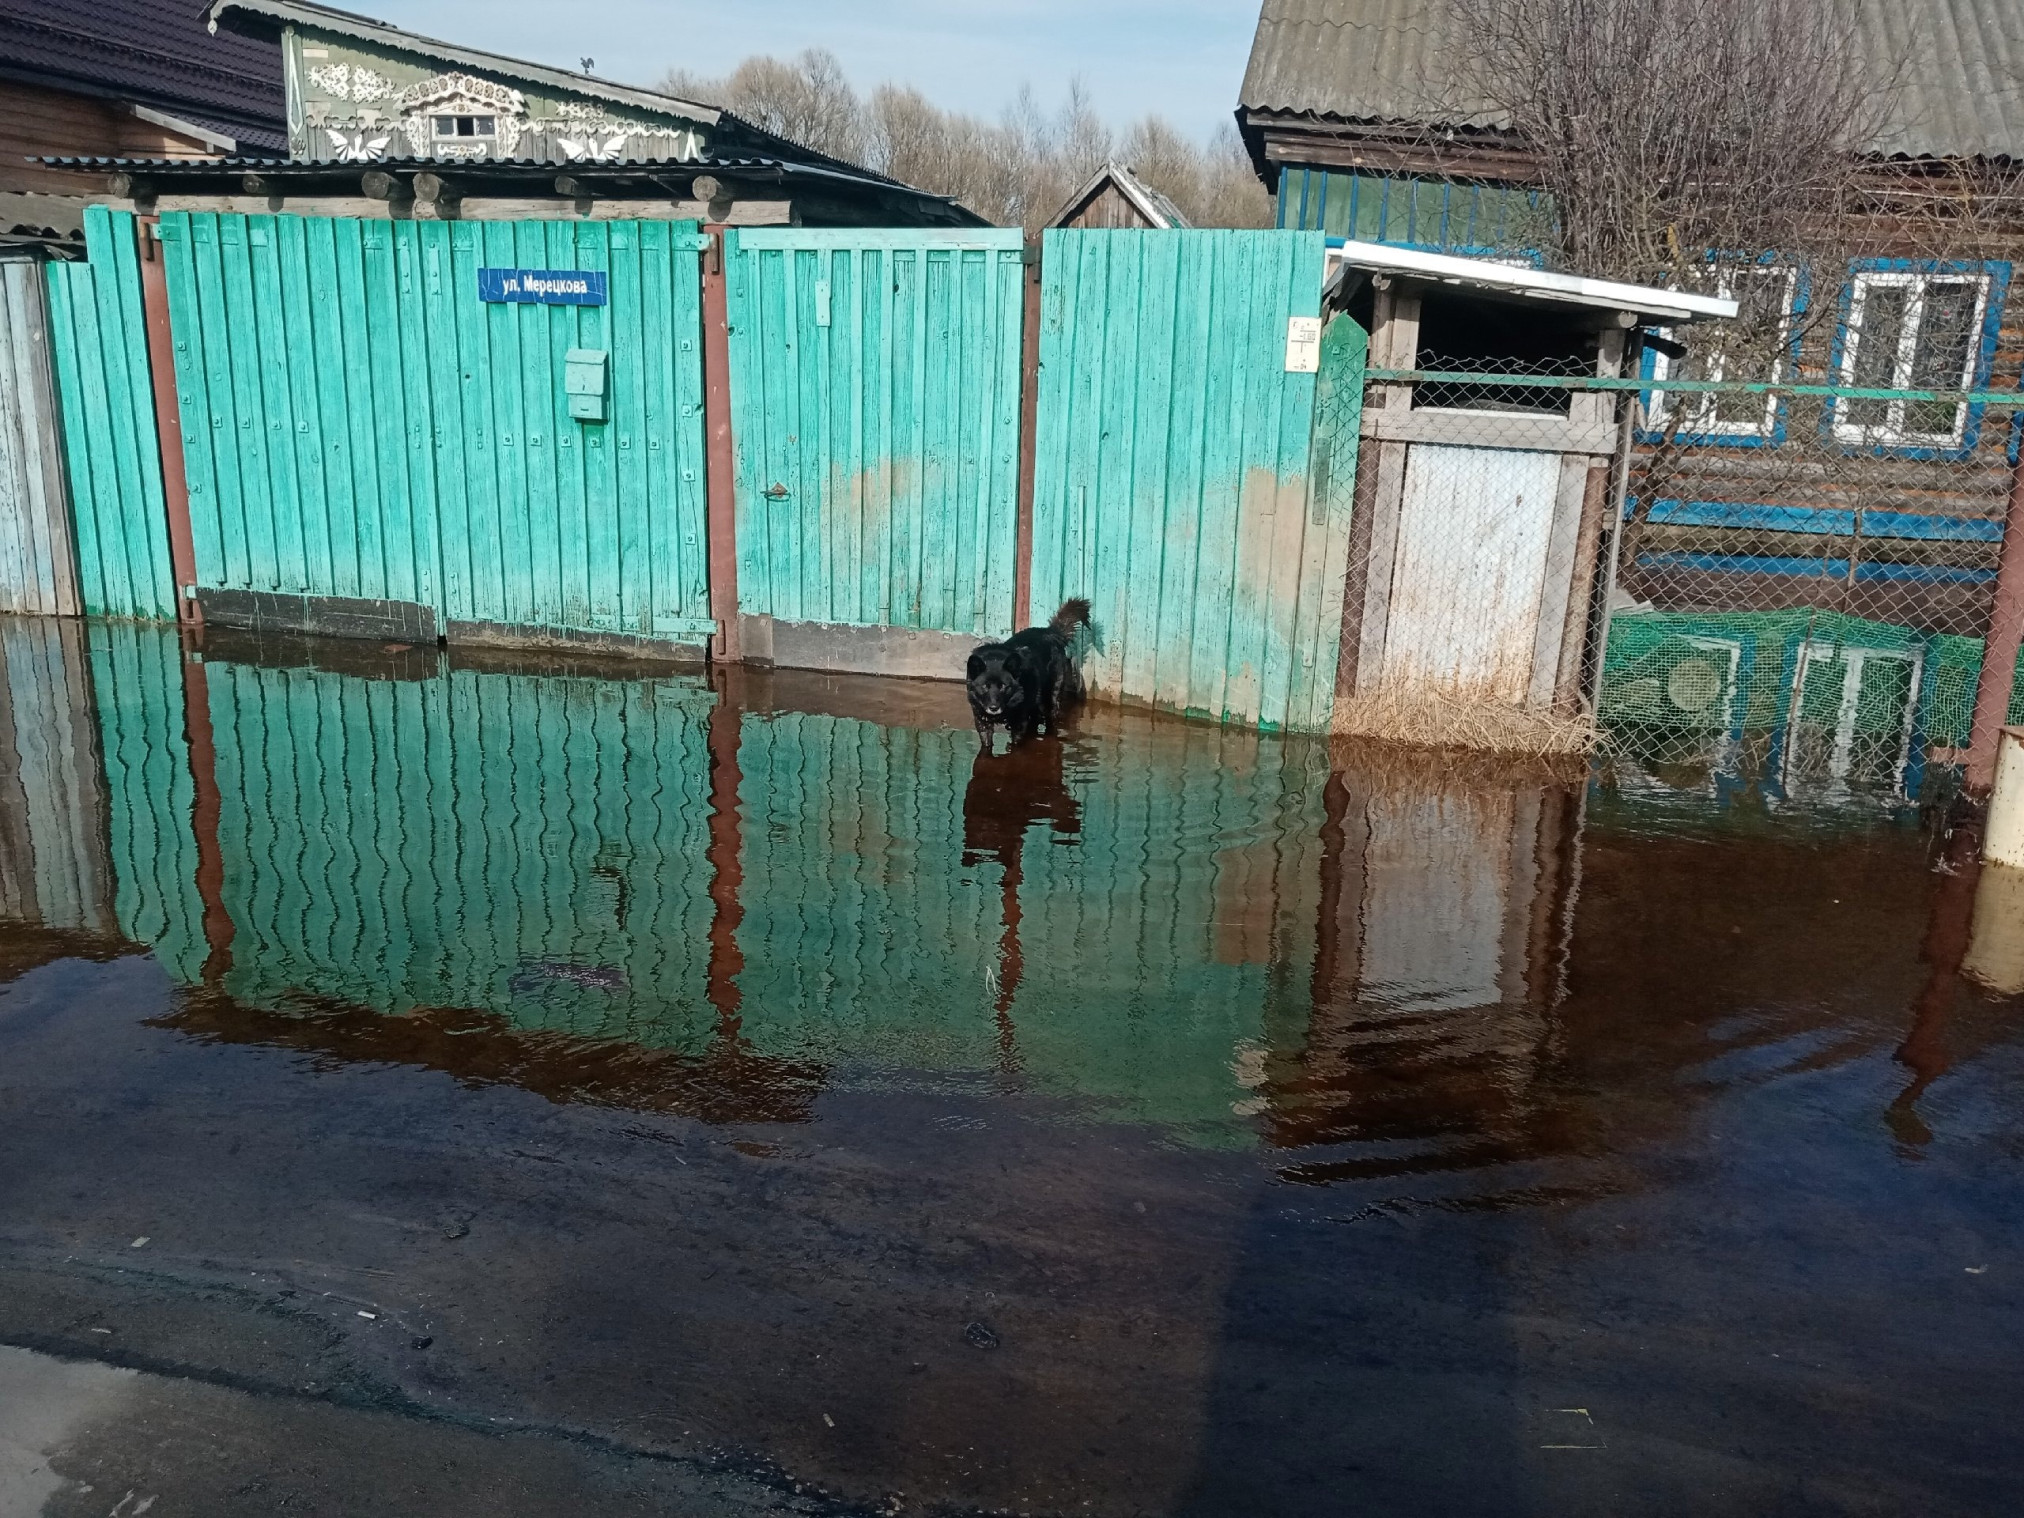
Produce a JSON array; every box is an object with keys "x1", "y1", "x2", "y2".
[
  {"x1": 1648, "y1": 262, "x2": 1797, "y2": 437},
  {"x1": 1844, "y1": 283, "x2": 1906, "y2": 428},
  {"x1": 1834, "y1": 269, "x2": 1991, "y2": 447}
]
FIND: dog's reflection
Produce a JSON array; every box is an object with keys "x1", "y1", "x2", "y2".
[{"x1": 962, "y1": 735, "x2": 1083, "y2": 1061}]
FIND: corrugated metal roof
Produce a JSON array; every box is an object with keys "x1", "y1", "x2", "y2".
[
  {"x1": 1240, "y1": 0, "x2": 2024, "y2": 159},
  {"x1": 30, "y1": 153, "x2": 984, "y2": 220},
  {"x1": 0, "y1": 0, "x2": 285, "y2": 146}
]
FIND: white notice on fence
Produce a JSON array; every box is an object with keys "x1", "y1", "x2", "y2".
[{"x1": 1285, "y1": 316, "x2": 1322, "y2": 373}]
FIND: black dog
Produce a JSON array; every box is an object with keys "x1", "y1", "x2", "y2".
[{"x1": 965, "y1": 598, "x2": 1090, "y2": 752}]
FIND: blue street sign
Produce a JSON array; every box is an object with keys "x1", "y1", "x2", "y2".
[{"x1": 477, "y1": 267, "x2": 609, "y2": 306}]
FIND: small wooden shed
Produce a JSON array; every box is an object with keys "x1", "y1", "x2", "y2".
[
  {"x1": 1326, "y1": 241, "x2": 1735, "y2": 739},
  {"x1": 1047, "y1": 161, "x2": 1190, "y2": 231}
]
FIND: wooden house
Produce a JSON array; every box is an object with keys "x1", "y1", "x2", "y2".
[
  {"x1": 0, "y1": 0, "x2": 284, "y2": 245},
  {"x1": 1239, "y1": 0, "x2": 2024, "y2": 674},
  {"x1": 42, "y1": 0, "x2": 979, "y2": 228},
  {"x1": 1047, "y1": 162, "x2": 1191, "y2": 231}
]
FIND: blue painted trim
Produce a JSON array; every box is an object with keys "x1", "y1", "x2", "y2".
[
  {"x1": 1642, "y1": 497, "x2": 2002, "y2": 542},
  {"x1": 1820, "y1": 256, "x2": 2014, "y2": 462},
  {"x1": 1648, "y1": 500, "x2": 1855, "y2": 534},
  {"x1": 1636, "y1": 550, "x2": 1995, "y2": 585}
]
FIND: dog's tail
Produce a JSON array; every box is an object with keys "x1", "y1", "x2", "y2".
[{"x1": 1050, "y1": 597, "x2": 1091, "y2": 635}]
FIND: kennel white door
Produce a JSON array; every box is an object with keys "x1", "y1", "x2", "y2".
[{"x1": 1375, "y1": 444, "x2": 1562, "y2": 704}]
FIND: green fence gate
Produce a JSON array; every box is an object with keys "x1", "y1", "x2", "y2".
[
  {"x1": 43, "y1": 208, "x2": 177, "y2": 621},
  {"x1": 156, "y1": 212, "x2": 714, "y2": 648},
  {"x1": 723, "y1": 228, "x2": 1027, "y2": 672},
  {"x1": 1031, "y1": 229, "x2": 1357, "y2": 733}
]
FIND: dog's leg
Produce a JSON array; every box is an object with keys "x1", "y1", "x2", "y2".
[{"x1": 976, "y1": 717, "x2": 995, "y2": 754}]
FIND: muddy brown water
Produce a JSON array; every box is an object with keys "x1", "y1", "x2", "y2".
[{"x1": 0, "y1": 622, "x2": 2019, "y2": 1516}]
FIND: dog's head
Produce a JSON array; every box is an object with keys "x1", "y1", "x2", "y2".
[{"x1": 966, "y1": 646, "x2": 1028, "y2": 722}]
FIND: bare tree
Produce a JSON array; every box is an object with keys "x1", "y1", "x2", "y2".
[
  {"x1": 1445, "y1": 0, "x2": 1907, "y2": 290},
  {"x1": 655, "y1": 53, "x2": 1271, "y2": 230}
]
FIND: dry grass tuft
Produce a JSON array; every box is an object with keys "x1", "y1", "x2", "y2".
[
  {"x1": 1331, "y1": 686, "x2": 1598, "y2": 758},
  {"x1": 1327, "y1": 734, "x2": 1591, "y2": 791}
]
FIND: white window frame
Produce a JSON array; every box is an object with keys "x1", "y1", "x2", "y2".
[
  {"x1": 1647, "y1": 263, "x2": 1800, "y2": 439},
  {"x1": 1830, "y1": 269, "x2": 1990, "y2": 449}
]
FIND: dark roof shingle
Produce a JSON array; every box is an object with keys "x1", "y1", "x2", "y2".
[{"x1": 0, "y1": 0, "x2": 285, "y2": 151}]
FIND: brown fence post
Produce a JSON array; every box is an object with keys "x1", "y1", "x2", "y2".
[
  {"x1": 180, "y1": 647, "x2": 232, "y2": 983},
  {"x1": 700, "y1": 226, "x2": 741, "y2": 664},
  {"x1": 134, "y1": 215, "x2": 200, "y2": 627},
  {"x1": 1964, "y1": 449, "x2": 2024, "y2": 794},
  {"x1": 1013, "y1": 236, "x2": 1042, "y2": 631}
]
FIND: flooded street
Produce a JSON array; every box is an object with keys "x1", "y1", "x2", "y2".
[{"x1": 0, "y1": 619, "x2": 2019, "y2": 1516}]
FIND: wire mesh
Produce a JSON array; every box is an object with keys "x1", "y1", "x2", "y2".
[{"x1": 1341, "y1": 343, "x2": 2024, "y2": 809}]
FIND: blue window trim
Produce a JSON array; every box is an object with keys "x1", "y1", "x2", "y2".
[
  {"x1": 1634, "y1": 551, "x2": 1994, "y2": 586},
  {"x1": 1636, "y1": 253, "x2": 1808, "y2": 450},
  {"x1": 1819, "y1": 257, "x2": 2013, "y2": 463}
]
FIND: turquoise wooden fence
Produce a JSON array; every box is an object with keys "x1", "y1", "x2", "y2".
[
  {"x1": 732, "y1": 700, "x2": 1327, "y2": 1140},
  {"x1": 1030, "y1": 230, "x2": 1354, "y2": 733},
  {"x1": 87, "y1": 621, "x2": 201, "y2": 976},
  {"x1": 43, "y1": 208, "x2": 177, "y2": 620},
  {"x1": 83, "y1": 631, "x2": 1332, "y2": 1142},
  {"x1": 156, "y1": 213, "x2": 713, "y2": 644},
  {"x1": 724, "y1": 228, "x2": 1026, "y2": 634},
  {"x1": 196, "y1": 657, "x2": 717, "y2": 1042}
]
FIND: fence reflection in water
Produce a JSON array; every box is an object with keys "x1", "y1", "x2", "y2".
[{"x1": 0, "y1": 623, "x2": 1592, "y2": 1150}]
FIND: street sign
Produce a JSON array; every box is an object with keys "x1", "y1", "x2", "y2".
[{"x1": 477, "y1": 268, "x2": 609, "y2": 306}]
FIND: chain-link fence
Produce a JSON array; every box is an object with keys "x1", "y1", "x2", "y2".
[{"x1": 1341, "y1": 348, "x2": 2024, "y2": 808}]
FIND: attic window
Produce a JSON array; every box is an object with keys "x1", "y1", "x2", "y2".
[{"x1": 434, "y1": 115, "x2": 496, "y2": 138}]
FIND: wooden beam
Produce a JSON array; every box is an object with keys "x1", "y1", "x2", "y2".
[
  {"x1": 1353, "y1": 441, "x2": 1411, "y2": 695},
  {"x1": 1359, "y1": 408, "x2": 1617, "y2": 453},
  {"x1": 133, "y1": 215, "x2": 199, "y2": 627},
  {"x1": 1013, "y1": 235, "x2": 1041, "y2": 629},
  {"x1": 700, "y1": 227, "x2": 741, "y2": 664}
]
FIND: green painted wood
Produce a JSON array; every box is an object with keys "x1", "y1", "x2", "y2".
[
  {"x1": 156, "y1": 212, "x2": 710, "y2": 640},
  {"x1": 724, "y1": 228, "x2": 1026, "y2": 634},
  {"x1": 43, "y1": 208, "x2": 176, "y2": 619},
  {"x1": 82, "y1": 630, "x2": 1340, "y2": 1142},
  {"x1": 168, "y1": 655, "x2": 722, "y2": 1043},
  {"x1": 728, "y1": 704, "x2": 1328, "y2": 1141},
  {"x1": 1031, "y1": 229, "x2": 1351, "y2": 733},
  {"x1": 86, "y1": 622, "x2": 201, "y2": 976}
]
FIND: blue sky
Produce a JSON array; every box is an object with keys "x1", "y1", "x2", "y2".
[{"x1": 368, "y1": 1, "x2": 1260, "y2": 140}]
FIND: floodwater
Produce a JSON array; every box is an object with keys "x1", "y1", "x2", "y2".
[{"x1": 0, "y1": 618, "x2": 2019, "y2": 1517}]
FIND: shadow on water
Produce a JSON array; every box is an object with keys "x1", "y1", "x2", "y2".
[{"x1": 0, "y1": 617, "x2": 2020, "y2": 1515}]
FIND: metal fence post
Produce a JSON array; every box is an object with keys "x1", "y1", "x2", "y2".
[
  {"x1": 700, "y1": 226, "x2": 741, "y2": 664},
  {"x1": 1964, "y1": 447, "x2": 2024, "y2": 794}
]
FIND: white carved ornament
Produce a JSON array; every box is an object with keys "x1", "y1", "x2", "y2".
[
  {"x1": 397, "y1": 72, "x2": 529, "y2": 157},
  {"x1": 307, "y1": 62, "x2": 395, "y2": 102},
  {"x1": 326, "y1": 128, "x2": 391, "y2": 162}
]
